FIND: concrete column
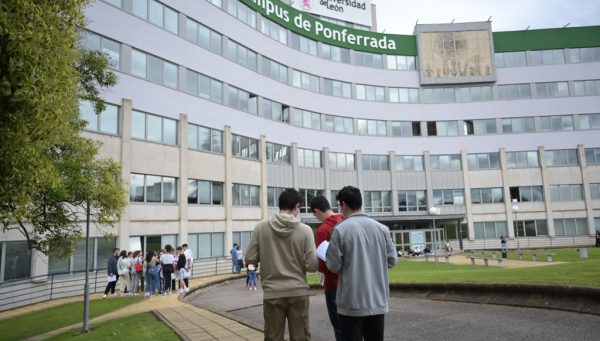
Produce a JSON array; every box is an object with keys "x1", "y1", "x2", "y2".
[
  {"x1": 390, "y1": 151, "x2": 399, "y2": 215},
  {"x1": 178, "y1": 114, "x2": 189, "y2": 245},
  {"x1": 118, "y1": 98, "x2": 133, "y2": 251},
  {"x1": 539, "y1": 146, "x2": 555, "y2": 236},
  {"x1": 460, "y1": 150, "x2": 475, "y2": 241},
  {"x1": 499, "y1": 148, "x2": 516, "y2": 239},
  {"x1": 260, "y1": 135, "x2": 268, "y2": 219},
  {"x1": 578, "y1": 144, "x2": 596, "y2": 235},
  {"x1": 224, "y1": 125, "x2": 233, "y2": 251}
]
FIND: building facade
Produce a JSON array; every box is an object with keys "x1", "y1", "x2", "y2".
[{"x1": 1, "y1": 0, "x2": 600, "y2": 283}]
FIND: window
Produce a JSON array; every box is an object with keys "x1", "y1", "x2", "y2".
[
  {"x1": 186, "y1": 18, "x2": 222, "y2": 54},
  {"x1": 322, "y1": 44, "x2": 350, "y2": 63},
  {"x1": 433, "y1": 189, "x2": 465, "y2": 206},
  {"x1": 554, "y1": 218, "x2": 588, "y2": 236},
  {"x1": 267, "y1": 187, "x2": 285, "y2": 207},
  {"x1": 226, "y1": 40, "x2": 257, "y2": 71},
  {"x1": 549, "y1": 184, "x2": 583, "y2": 202},
  {"x1": 232, "y1": 134, "x2": 259, "y2": 160},
  {"x1": 185, "y1": 69, "x2": 223, "y2": 103},
  {"x1": 506, "y1": 151, "x2": 539, "y2": 168},
  {"x1": 299, "y1": 189, "x2": 325, "y2": 213},
  {"x1": 467, "y1": 152, "x2": 500, "y2": 170},
  {"x1": 354, "y1": 51, "x2": 383, "y2": 68},
  {"x1": 496, "y1": 84, "x2": 532, "y2": 100},
  {"x1": 130, "y1": 49, "x2": 177, "y2": 88},
  {"x1": 471, "y1": 188, "x2": 504, "y2": 204},
  {"x1": 385, "y1": 55, "x2": 416, "y2": 70},
  {"x1": 364, "y1": 191, "x2": 392, "y2": 212},
  {"x1": 355, "y1": 84, "x2": 385, "y2": 102},
  {"x1": 545, "y1": 149, "x2": 579, "y2": 166},
  {"x1": 398, "y1": 191, "x2": 427, "y2": 211},
  {"x1": 297, "y1": 148, "x2": 322, "y2": 168},
  {"x1": 396, "y1": 156, "x2": 424, "y2": 171},
  {"x1": 227, "y1": 0, "x2": 256, "y2": 28},
  {"x1": 290, "y1": 32, "x2": 317, "y2": 56},
  {"x1": 79, "y1": 101, "x2": 119, "y2": 135},
  {"x1": 132, "y1": 0, "x2": 178, "y2": 34},
  {"x1": 262, "y1": 98, "x2": 289, "y2": 123},
  {"x1": 501, "y1": 117, "x2": 535, "y2": 133},
  {"x1": 540, "y1": 115, "x2": 574, "y2": 131},
  {"x1": 232, "y1": 231, "x2": 252, "y2": 254},
  {"x1": 463, "y1": 119, "x2": 496, "y2": 135},
  {"x1": 207, "y1": 0, "x2": 222, "y2": 7},
  {"x1": 187, "y1": 179, "x2": 223, "y2": 205},
  {"x1": 429, "y1": 121, "x2": 459, "y2": 136},
  {"x1": 266, "y1": 142, "x2": 291, "y2": 164},
  {"x1": 323, "y1": 79, "x2": 352, "y2": 98},
  {"x1": 474, "y1": 221, "x2": 508, "y2": 239},
  {"x1": 130, "y1": 174, "x2": 177, "y2": 203},
  {"x1": 589, "y1": 183, "x2": 600, "y2": 199},
  {"x1": 579, "y1": 114, "x2": 600, "y2": 130},
  {"x1": 187, "y1": 124, "x2": 223, "y2": 153},
  {"x1": 331, "y1": 190, "x2": 340, "y2": 212},
  {"x1": 292, "y1": 70, "x2": 320, "y2": 93},
  {"x1": 261, "y1": 57, "x2": 288, "y2": 83},
  {"x1": 232, "y1": 184, "x2": 260, "y2": 206},
  {"x1": 389, "y1": 88, "x2": 419, "y2": 103},
  {"x1": 357, "y1": 119, "x2": 387, "y2": 136},
  {"x1": 494, "y1": 51, "x2": 527, "y2": 67},
  {"x1": 1, "y1": 241, "x2": 32, "y2": 281},
  {"x1": 572, "y1": 80, "x2": 600, "y2": 97},
  {"x1": 324, "y1": 115, "x2": 353, "y2": 134},
  {"x1": 455, "y1": 86, "x2": 493, "y2": 102},
  {"x1": 362, "y1": 155, "x2": 389, "y2": 171},
  {"x1": 528, "y1": 49, "x2": 565, "y2": 65},
  {"x1": 228, "y1": 86, "x2": 258, "y2": 114},
  {"x1": 421, "y1": 88, "x2": 455, "y2": 103},
  {"x1": 328, "y1": 152, "x2": 355, "y2": 170},
  {"x1": 49, "y1": 237, "x2": 117, "y2": 274},
  {"x1": 132, "y1": 110, "x2": 177, "y2": 145},
  {"x1": 80, "y1": 31, "x2": 120, "y2": 70},
  {"x1": 569, "y1": 47, "x2": 600, "y2": 63},
  {"x1": 260, "y1": 16, "x2": 287, "y2": 44},
  {"x1": 514, "y1": 220, "x2": 548, "y2": 237},
  {"x1": 535, "y1": 82, "x2": 569, "y2": 98},
  {"x1": 430, "y1": 155, "x2": 461, "y2": 171},
  {"x1": 188, "y1": 233, "x2": 224, "y2": 259},
  {"x1": 509, "y1": 186, "x2": 544, "y2": 202},
  {"x1": 585, "y1": 147, "x2": 600, "y2": 165},
  {"x1": 291, "y1": 108, "x2": 321, "y2": 130},
  {"x1": 391, "y1": 121, "x2": 420, "y2": 136},
  {"x1": 103, "y1": 0, "x2": 122, "y2": 7}
]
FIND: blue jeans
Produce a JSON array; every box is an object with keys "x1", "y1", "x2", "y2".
[
  {"x1": 325, "y1": 289, "x2": 344, "y2": 341},
  {"x1": 248, "y1": 271, "x2": 257, "y2": 287},
  {"x1": 231, "y1": 258, "x2": 238, "y2": 273},
  {"x1": 146, "y1": 268, "x2": 159, "y2": 293}
]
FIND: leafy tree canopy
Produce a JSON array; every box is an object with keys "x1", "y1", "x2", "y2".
[{"x1": 0, "y1": 0, "x2": 126, "y2": 256}]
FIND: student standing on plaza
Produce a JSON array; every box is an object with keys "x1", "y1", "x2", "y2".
[
  {"x1": 182, "y1": 243, "x2": 193, "y2": 288},
  {"x1": 160, "y1": 245, "x2": 175, "y2": 294},
  {"x1": 230, "y1": 243, "x2": 239, "y2": 273},
  {"x1": 176, "y1": 246, "x2": 190, "y2": 293},
  {"x1": 245, "y1": 188, "x2": 318, "y2": 341},
  {"x1": 596, "y1": 231, "x2": 600, "y2": 248},
  {"x1": 103, "y1": 248, "x2": 119, "y2": 298},
  {"x1": 310, "y1": 195, "x2": 345, "y2": 341},
  {"x1": 326, "y1": 186, "x2": 398, "y2": 341},
  {"x1": 117, "y1": 250, "x2": 130, "y2": 296}
]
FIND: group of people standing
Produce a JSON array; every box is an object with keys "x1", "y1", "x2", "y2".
[
  {"x1": 244, "y1": 186, "x2": 398, "y2": 341},
  {"x1": 103, "y1": 243, "x2": 193, "y2": 298}
]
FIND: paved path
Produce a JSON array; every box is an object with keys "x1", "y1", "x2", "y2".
[
  {"x1": 409, "y1": 252, "x2": 562, "y2": 268},
  {"x1": 191, "y1": 279, "x2": 600, "y2": 341}
]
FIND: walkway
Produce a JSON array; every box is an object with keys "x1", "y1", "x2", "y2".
[
  {"x1": 409, "y1": 252, "x2": 562, "y2": 268},
  {"x1": 0, "y1": 274, "x2": 264, "y2": 341}
]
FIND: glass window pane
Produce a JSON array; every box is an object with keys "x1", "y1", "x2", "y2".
[
  {"x1": 145, "y1": 175, "x2": 162, "y2": 202},
  {"x1": 130, "y1": 174, "x2": 145, "y2": 202},
  {"x1": 163, "y1": 118, "x2": 177, "y2": 145},
  {"x1": 164, "y1": 6, "x2": 178, "y2": 34},
  {"x1": 100, "y1": 105, "x2": 119, "y2": 134},
  {"x1": 147, "y1": 55, "x2": 163, "y2": 83},
  {"x1": 132, "y1": 0, "x2": 148, "y2": 19},
  {"x1": 146, "y1": 114, "x2": 162, "y2": 142},
  {"x1": 148, "y1": 0, "x2": 163, "y2": 27},
  {"x1": 3, "y1": 242, "x2": 31, "y2": 280},
  {"x1": 132, "y1": 111, "x2": 146, "y2": 139},
  {"x1": 198, "y1": 181, "x2": 211, "y2": 204},
  {"x1": 131, "y1": 50, "x2": 146, "y2": 78},
  {"x1": 212, "y1": 182, "x2": 223, "y2": 205},
  {"x1": 163, "y1": 62, "x2": 178, "y2": 88},
  {"x1": 187, "y1": 180, "x2": 198, "y2": 204},
  {"x1": 163, "y1": 177, "x2": 176, "y2": 203}
]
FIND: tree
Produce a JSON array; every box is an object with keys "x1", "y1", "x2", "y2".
[{"x1": 0, "y1": 1, "x2": 126, "y2": 255}]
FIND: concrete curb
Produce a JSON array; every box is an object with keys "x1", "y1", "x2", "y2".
[
  {"x1": 386, "y1": 283, "x2": 600, "y2": 315},
  {"x1": 152, "y1": 310, "x2": 188, "y2": 341}
]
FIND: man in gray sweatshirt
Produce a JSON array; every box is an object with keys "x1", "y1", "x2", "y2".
[
  {"x1": 326, "y1": 186, "x2": 398, "y2": 341},
  {"x1": 245, "y1": 188, "x2": 317, "y2": 341}
]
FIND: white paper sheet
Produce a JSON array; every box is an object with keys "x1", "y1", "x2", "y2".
[{"x1": 316, "y1": 241, "x2": 329, "y2": 262}]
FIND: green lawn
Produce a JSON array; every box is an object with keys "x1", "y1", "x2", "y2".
[
  {"x1": 309, "y1": 247, "x2": 600, "y2": 288},
  {"x1": 47, "y1": 312, "x2": 178, "y2": 340},
  {"x1": 0, "y1": 296, "x2": 142, "y2": 341}
]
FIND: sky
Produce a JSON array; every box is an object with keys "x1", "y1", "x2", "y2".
[{"x1": 372, "y1": 0, "x2": 600, "y2": 34}]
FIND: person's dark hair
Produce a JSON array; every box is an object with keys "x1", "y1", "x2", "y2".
[
  {"x1": 233, "y1": 243, "x2": 238, "y2": 248},
  {"x1": 278, "y1": 188, "x2": 303, "y2": 211},
  {"x1": 164, "y1": 244, "x2": 173, "y2": 253},
  {"x1": 119, "y1": 250, "x2": 127, "y2": 259},
  {"x1": 336, "y1": 186, "x2": 362, "y2": 211},
  {"x1": 145, "y1": 251, "x2": 154, "y2": 263},
  {"x1": 182, "y1": 243, "x2": 188, "y2": 248},
  {"x1": 176, "y1": 246, "x2": 183, "y2": 252},
  {"x1": 112, "y1": 248, "x2": 119, "y2": 254},
  {"x1": 310, "y1": 196, "x2": 331, "y2": 213}
]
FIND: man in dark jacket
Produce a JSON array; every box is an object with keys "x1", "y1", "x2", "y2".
[{"x1": 103, "y1": 248, "x2": 119, "y2": 298}]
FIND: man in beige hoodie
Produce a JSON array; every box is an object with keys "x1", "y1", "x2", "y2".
[{"x1": 245, "y1": 188, "x2": 318, "y2": 341}]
